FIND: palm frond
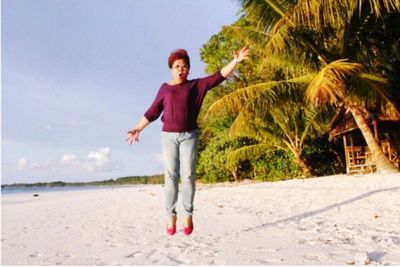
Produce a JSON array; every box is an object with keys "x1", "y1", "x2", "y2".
[
  {"x1": 205, "y1": 81, "x2": 279, "y2": 117},
  {"x1": 299, "y1": 106, "x2": 327, "y2": 146},
  {"x1": 355, "y1": 72, "x2": 400, "y2": 118},
  {"x1": 222, "y1": 25, "x2": 271, "y2": 44},
  {"x1": 306, "y1": 59, "x2": 363, "y2": 105},
  {"x1": 206, "y1": 74, "x2": 314, "y2": 119},
  {"x1": 287, "y1": 0, "x2": 400, "y2": 31},
  {"x1": 229, "y1": 112, "x2": 259, "y2": 139},
  {"x1": 290, "y1": 0, "x2": 348, "y2": 30},
  {"x1": 356, "y1": 0, "x2": 400, "y2": 17},
  {"x1": 269, "y1": 107, "x2": 296, "y2": 143},
  {"x1": 259, "y1": 51, "x2": 317, "y2": 77},
  {"x1": 238, "y1": 0, "x2": 295, "y2": 31},
  {"x1": 229, "y1": 111, "x2": 287, "y2": 147}
]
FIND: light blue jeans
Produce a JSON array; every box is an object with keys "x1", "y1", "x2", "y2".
[{"x1": 161, "y1": 129, "x2": 199, "y2": 219}]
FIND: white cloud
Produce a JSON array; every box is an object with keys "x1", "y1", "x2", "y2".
[
  {"x1": 88, "y1": 148, "x2": 110, "y2": 167},
  {"x1": 17, "y1": 147, "x2": 122, "y2": 173},
  {"x1": 18, "y1": 157, "x2": 57, "y2": 172},
  {"x1": 83, "y1": 147, "x2": 116, "y2": 172},
  {"x1": 30, "y1": 161, "x2": 45, "y2": 169},
  {"x1": 17, "y1": 158, "x2": 28, "y2": 171},
  {"x1": 60, "y1": 154, "x2": 78, "y2": 165},
  {"x1": 29, "y1": 160, "x2": 58, "y2": 171}
]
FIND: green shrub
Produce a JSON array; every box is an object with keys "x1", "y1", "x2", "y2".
[
  {"x1": 252, "y1": 150, "x2": 302, "y2": 181},
  {"x1": 197, "y1": 134, "x2": 255, "y2": 183},
  {"x1": 303, "y1": 135, "x2": 345, "y2": 176}
]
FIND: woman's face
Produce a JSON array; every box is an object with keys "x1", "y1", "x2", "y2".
[{"x1": 170, "y1": 59, "x2": 189, "y2": 83}]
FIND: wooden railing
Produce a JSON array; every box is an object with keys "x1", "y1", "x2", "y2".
[
  {"x1": 345, "y1": 140, "x2": 399, "y2": 174},
  {"x1": 381, "y1": 140, "x2": 400, "y2": 168},
  {"x1": 345, "y1": 146, "x2": 375, "y2": 175}
]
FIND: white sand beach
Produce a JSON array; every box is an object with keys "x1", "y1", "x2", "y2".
[{"x1": 2, "y1": 173, "x2": 400, "y2": 265}]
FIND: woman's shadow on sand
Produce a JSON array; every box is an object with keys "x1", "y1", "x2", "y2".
[{"x1": 243, "y1": 186, "x2": 400, "y2": 232}]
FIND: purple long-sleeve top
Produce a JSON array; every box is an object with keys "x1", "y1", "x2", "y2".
[{"x1": 144, "y1": 71, "x2": 225, "y2": 132}]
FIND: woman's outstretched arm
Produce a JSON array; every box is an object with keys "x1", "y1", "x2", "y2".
[
  {"x1": 126, "y1": 116, "x2": 150, "y2": 144},
  {"x1": 220, "y1": 47, "x2": 250, "y2": 78}
]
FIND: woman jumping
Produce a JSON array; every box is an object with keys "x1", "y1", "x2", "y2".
[{"x1": 126, "y1": 47, "x2": 249, "y2": 236}]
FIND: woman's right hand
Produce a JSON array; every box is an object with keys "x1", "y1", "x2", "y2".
[
  {"x1": 126, "y1": 117, "x2": 150, "y2": 145},
  {"x1": 126, "y1": 128, "x2": 140, "y2": 145}
]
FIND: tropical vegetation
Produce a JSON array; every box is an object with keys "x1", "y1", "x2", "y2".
[{"x1": 197, "y1": 0, "x2": 400, "y2": 182}]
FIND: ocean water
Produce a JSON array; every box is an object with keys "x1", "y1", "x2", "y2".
[{"x1": 1, "y1": 184, "x2": 145, "y2": 195}]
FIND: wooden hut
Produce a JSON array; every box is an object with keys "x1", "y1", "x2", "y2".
[{"x1": 329, "y1": 108, "x2": 400, "y2": 175}]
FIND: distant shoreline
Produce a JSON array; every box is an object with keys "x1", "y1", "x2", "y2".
[
  {"x1": 1, "y1": 183, "x2": 155, "y2": 195},
  {"x1": 1, "y1": 174, "x2": 164, "y2": 190}
]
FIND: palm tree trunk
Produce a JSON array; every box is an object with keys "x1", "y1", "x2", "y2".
[
  {"x1": 291, "y1": 147, "x2": 313, "y2": 177},
  {"x1": 231, "y1": 167, "x2": 240, "y2": 182},
  {"x1": 348, "y1": 105, "x2": 399, "y2": 173}
]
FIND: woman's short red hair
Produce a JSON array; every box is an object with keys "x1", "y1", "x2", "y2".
[{"x1": 168, "y1": 49, "x2": 190, "y2": 69}]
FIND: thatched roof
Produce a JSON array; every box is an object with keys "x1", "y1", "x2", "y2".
[{"x1": 329, "y1": 108, "x2": 400, "y2": 139}]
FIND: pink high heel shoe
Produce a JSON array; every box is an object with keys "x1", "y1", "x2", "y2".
[
  {"x1": 166, "y1": 225, "x2": 176, "y2": 236},
  {"x1": 183, "y1": 217, "x2": 194, "y2": 236},
  {"x1": 183, "y1": 225, "x2": 194, "y2": 236},
  {"x1": 166, "y1": 217, "x2": 177, "y2": 236}
]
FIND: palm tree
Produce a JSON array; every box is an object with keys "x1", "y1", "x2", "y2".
[
  {"x1": 206, "y1": 75, "x2": 328, "y2": 177},
  {"x1": 224, "y1": 0, "x2": 400, "y2": 173}
]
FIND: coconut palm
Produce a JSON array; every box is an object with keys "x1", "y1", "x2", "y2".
[
  {"x1": 206, "y1": 75, "x2": 328, "y2": 177},
  {"x1": 220, "y1": 0, "x2": 400, "y2": 173}
]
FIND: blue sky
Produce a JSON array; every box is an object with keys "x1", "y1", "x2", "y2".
[{"x1": 2, "y1": 0, "x2": 241, "y2": 184}]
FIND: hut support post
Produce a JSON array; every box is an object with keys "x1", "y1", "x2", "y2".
[{"x1": 343, "y1": 135, "x2": 349, "y2": 174}]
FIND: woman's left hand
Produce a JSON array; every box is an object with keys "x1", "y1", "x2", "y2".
[
  {"x1": 221, "y1": 46, "x2": 250, "y2": 78},
  {"x1": 233, "y1": 47, "x2": 250, "y2": 63}
]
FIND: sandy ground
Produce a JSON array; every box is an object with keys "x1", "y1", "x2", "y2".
[{"x1": 1, "y1": 173, "x2": 400, "y2": 265}]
